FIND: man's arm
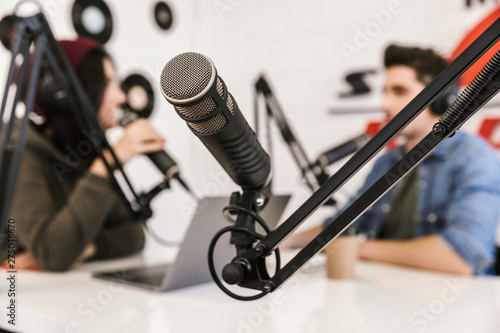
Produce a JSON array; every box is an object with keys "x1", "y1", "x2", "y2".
[
  {"x1": 280, "y1": 225, "x2": 323, "y2": 249},
  {"x1": 358, "y1": 235, "x2": 474, "y2": 275},
  {"x1": 360, "y1": 135, "x2": 500, "y2": 275}
]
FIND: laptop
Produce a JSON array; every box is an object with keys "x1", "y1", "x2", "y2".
[{"x1": 92, "y1": 194, "x2": 290, "y2": 292}]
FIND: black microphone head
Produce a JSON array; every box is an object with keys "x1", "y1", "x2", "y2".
[
  {"x1": 160, "y1": 52, "x2": 233, "y2": 134},
  {"x1": 160, "y1": 52, "x2": 271, "y2": 190},
  {"x1": 160, "y1": 52, "x2": 215, "y2": 104},
  {"x1": 316, "y1": 133, "x2": 371, "y2": 168}
]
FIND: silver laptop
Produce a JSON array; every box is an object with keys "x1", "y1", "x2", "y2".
[{"x1": 92, "y1": 195, "x2": 290, "y2": 292}]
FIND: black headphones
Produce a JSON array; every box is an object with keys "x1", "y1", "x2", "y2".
[
  {"x1": 429, "y1": 83, "x2": 459, "y2": 116},
  {"x1": 39, "y1": 71, "x2": 156, "y2": 119},
  {"x1": 39, "y1": 72, "x2": 73, "y2": 115}
]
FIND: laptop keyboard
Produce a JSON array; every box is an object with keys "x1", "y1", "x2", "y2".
[{"x1": 94, "y1": 264, "x2": 170, "y2": 288}]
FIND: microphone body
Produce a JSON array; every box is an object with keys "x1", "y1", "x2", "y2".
[
  {"x1": 316, "y1": 134, "x2": 370, "y2": 168},
  {"x1": 160, "y1": 52, "x2": 271, "y2": 190},
  {"x1": 119, "y1": 111, "x2": 190, "y2": 191}
]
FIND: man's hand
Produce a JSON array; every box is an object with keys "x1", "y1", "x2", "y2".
[{"x1": 113, "y1": 118, "x2": 165, "y2": 164}]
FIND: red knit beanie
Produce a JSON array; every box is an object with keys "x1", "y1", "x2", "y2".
[
  {"x1": 58, "y1": 36, "x2": 100, "y2": 72},
  {"x1": 29, "y1": 36, "x2": 101, "y2": 117}
]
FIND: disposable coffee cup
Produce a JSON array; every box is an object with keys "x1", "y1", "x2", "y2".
[{"x1": 325, "y1": 235, "x2": 359, "y2": 280}]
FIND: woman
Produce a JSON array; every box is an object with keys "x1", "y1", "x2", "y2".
[{"x1": 2, "y1": 37, "x2": 165, "y2": 271}]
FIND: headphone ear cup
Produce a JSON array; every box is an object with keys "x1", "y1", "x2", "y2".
[
  {"x1": 39, "y1": 73, "x2": 72, "y2": 114},
  {"x1": 430, "y1": 84, "x2": 458, "y2": 116}
]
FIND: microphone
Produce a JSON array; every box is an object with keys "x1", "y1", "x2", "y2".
[
  {"x1": 159, "y1": 52, "x2": 271, "y2": 190},
  {"x1": 119, "y1": 110, "x2": 192, "y2": 193},
  {"x1": 315, "y1": 134, "x2": 370, "y2": 169}
]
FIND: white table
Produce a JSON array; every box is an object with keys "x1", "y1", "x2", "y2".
[{"x1": 1, "y1": 249, "x2": 499, "y2": 333}]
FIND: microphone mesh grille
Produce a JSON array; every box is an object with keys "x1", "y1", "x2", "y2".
[
  {"x1": 226, "y1": 94, "x2": 234, "y2": 113},
  {"x1": 188, "y1": 113, "x2": 228, "y2": 134},
  {"x1": 177, "y1": 77, "x2": 232, "y2": 133},
  {"x1": 161, "y1": 52, "x2": 234, "y2": 134},
  {"x1": 176, "y1": 97, "x2": 218, "y2": 118},
  {"x1": 175, "y1": 78, "x2": 228, "y2": 118},
  {"x1": 160, "y1": 52, "x2": 213, "y2": 101}
]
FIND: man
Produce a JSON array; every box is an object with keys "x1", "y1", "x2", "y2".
[{"x1": 288, "y1": 44, "x2": 500, "y2": 275}]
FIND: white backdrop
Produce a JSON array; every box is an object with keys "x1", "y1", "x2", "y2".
[{"x1": 1, "y1": 0, "x2": 499, "y2": 249}]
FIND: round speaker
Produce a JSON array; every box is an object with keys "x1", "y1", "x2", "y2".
[
  {"x1": 121, "y1": 74, "x2": 155, "y2": 119},
  {"x1": 0, "y1": 15, "x2": 19, "y2": 50},
  {"x1": 71, "y1": 0, "x2": 113, "y2": 44},
  {"x1": 154, "y1": 2, "x2": 173, "y2": 31}
]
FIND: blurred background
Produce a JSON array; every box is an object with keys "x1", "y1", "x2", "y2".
[{"x1": 1, "y1": 0, "x2": 499, "y2": 251}]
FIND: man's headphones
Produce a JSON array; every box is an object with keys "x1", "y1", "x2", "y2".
[{"x1": 429, "y1": 83, "x2": 459, "y2": 116}]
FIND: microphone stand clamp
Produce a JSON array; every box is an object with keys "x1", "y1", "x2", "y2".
[{"x1": 135, "y1": 179, "x2": 171, "y2": 219}]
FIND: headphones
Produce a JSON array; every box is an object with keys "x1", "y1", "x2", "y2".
[
  {"x1": 429, "y1": 83, "x2": 459, "y2": 116},
  {"x1": 39, "y1": 72, "x2": 73, "y2": 115},
  {"x1": 39, "y1": 71, "x2": 156, "y2": 120}
]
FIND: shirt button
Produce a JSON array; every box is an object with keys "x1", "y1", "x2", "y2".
[
  {"x1": 381, "y1": 204, "x2": 391, "y2": 213},
  {"x1": 427, "y1": 213, "x2": 437, "y2": 223}
]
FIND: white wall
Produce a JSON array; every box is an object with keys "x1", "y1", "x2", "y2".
[{"x1": 1, "y1": 0, "x2": 499, "y2": 249}]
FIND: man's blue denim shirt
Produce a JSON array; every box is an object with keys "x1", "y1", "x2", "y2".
[{"x1": 326, "y1": 131, "x2": 500, "y2": 274}]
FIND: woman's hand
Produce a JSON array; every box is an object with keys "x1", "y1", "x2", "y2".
[
  {"x1": 1, "y1": 252, "x2": 42, "y2": 271},
  {"x1": 113, "y1": 118, "x2": 166, "y2": 164},
  {"x1": 90, "y1": 119, "x2": 165, "y2": 178}
]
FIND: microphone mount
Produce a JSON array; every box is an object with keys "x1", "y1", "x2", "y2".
[
  {"x1": 207, "y1": 186, "x2": 283, "y2": 301},
  {"x1": 135, "y1": 179, "x2": 171, "y2": 219}
]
